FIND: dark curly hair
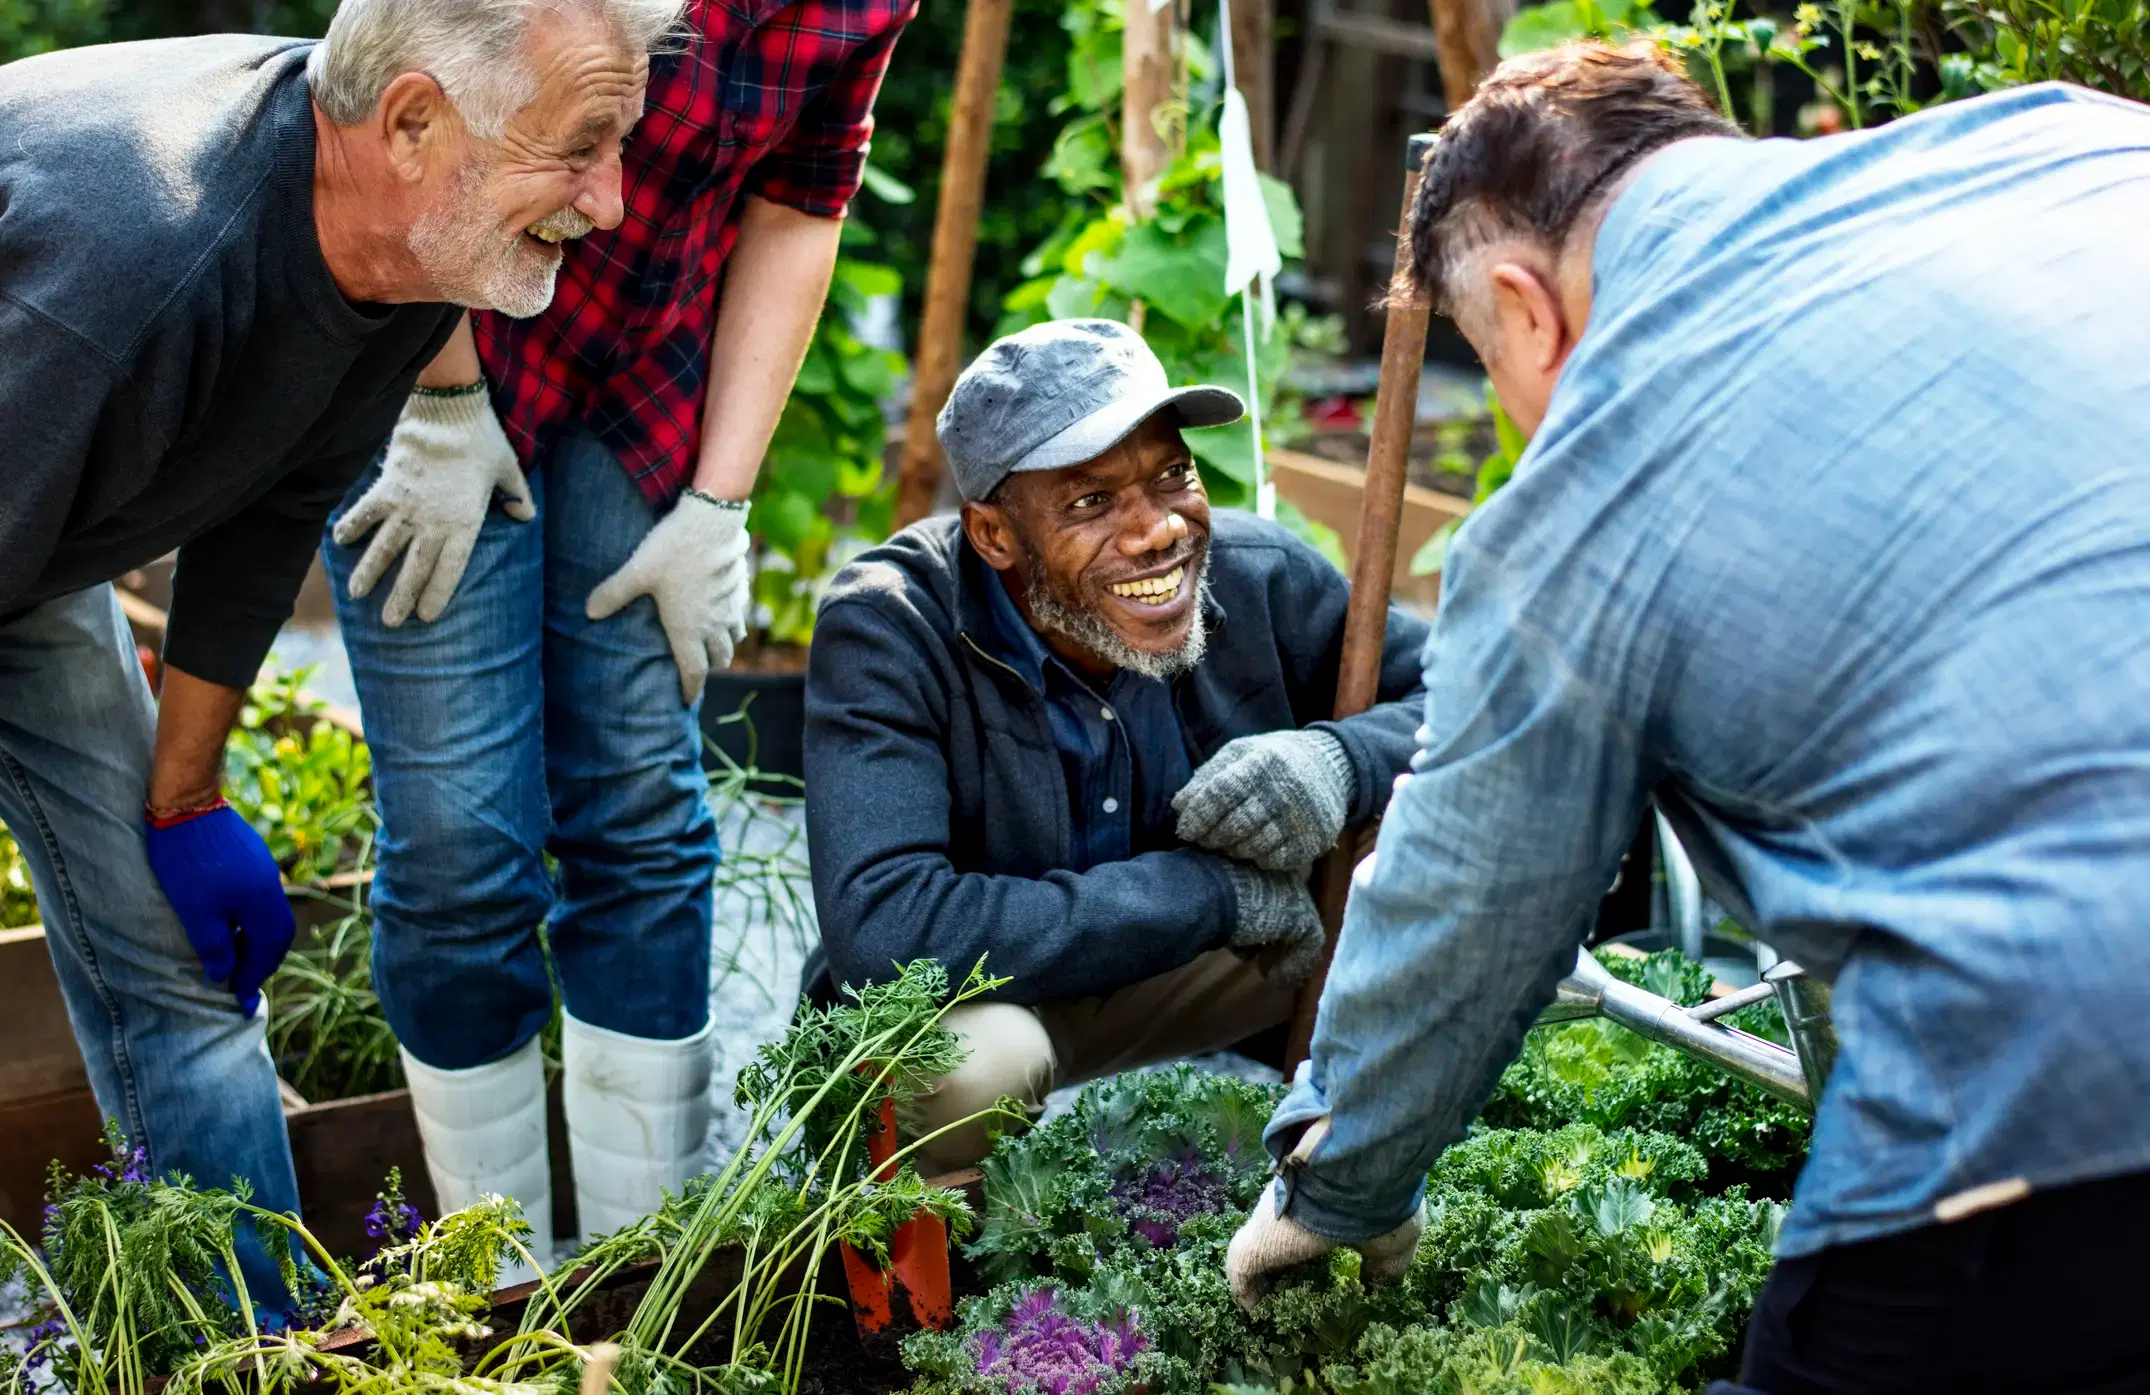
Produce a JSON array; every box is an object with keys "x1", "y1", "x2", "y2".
[{"x1": 1403, "y1": 41, "x2": 1740, "y2": 318}]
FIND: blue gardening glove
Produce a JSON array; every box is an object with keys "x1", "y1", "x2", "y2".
[{"x1": 144, "y1": 801, "x2": 296, "y2": 1015}]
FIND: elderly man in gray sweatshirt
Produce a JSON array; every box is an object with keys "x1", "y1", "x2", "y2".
[{"x1": 0, "y1": 0, "x2": 677, "y2": 1294}]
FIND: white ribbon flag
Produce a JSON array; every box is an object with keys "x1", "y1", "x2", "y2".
[{"x1": 1216, "y1": 1, "x2": 1282, "y2": 518}]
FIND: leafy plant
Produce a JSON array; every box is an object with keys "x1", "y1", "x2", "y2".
[
  {"x1": 0, "y1": 1127, "x2": 281, "y2": 1395},
  {"x1": 910, "y1": 1065, "x2": 1789, "y2": 1395},
  {"x1": 1480, "y1": 950, "x2": 1812, "y2": 1185},
  {"x1": 749, "y1": 201, "x2": 911, "y2": 651},
  {"x1": 266, "y1": 864, "x2": 403, "y2": 1103},
  {"x1": 223, "y1": 663, "x2": 374, "y2": 884},
  {"x1": 7, "y1": 960, "x2": 1006, "y2": 1395}
]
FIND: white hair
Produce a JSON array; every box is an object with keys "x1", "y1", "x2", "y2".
[{"x1": 308, "y1": 0, "x2": 684, "y2": 138}]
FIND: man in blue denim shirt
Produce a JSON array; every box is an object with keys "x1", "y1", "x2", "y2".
[{"x1": 1228, "y1": 45, "x2": 2150, "y2": 1391}]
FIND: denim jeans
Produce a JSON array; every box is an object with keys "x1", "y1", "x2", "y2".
[
  {"x1": 323, "y1": 426, "x2": 717, "y2": 1070},
  {"x1": 0, "y1": 586, "x2": 299, "y2": 1298}
]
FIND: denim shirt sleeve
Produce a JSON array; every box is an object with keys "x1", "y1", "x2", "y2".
[{"x1": 1269, "y1": 526, "x2": 1655, "y2": 1243}]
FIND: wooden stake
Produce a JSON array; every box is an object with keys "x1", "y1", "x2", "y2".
[
  {"x1": 1122, "y1": 0, "x2": 1179, "y2": 216},
  {"x1": 1229, "y1": 0, "x2": 1275, "y2": 170},
  {"x1": 1286, "y1": 135, "x2": 1437, "y2": 1071},
  {"x1": 1427, "y1": 0, "x2": 1508, "y2": 108},
  {"x1": 890, "y1": 0, "x2": 1017, "y2": 530}
]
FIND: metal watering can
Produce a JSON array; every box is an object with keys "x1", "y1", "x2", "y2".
[
  {"x1": 1534, "y1": 946, "x2": 1837, "y2": 1110},
  {"x1": 1538, "y1": 812, "x2": 1840, "y2": 1112}
]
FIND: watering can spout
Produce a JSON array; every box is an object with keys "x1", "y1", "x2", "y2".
[{"x1": 1534, "y1": 946, "x2": 1814, "y2": 1110}]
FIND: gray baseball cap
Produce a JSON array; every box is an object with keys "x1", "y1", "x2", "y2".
[{"x1": 936, "y1": 319, "x2": 1245, "y2": 502}]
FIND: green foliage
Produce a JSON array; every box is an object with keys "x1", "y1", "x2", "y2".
[
  {"x1": 1480, "y1": 950, "x2": 1812, "y2": 1184},
  {"x1": 1409, "y1": 386, "x2": 1530, "y2": 577},
  {"x1": 914, "y1": 1068, "x2": 1787, "y2": 1395},
  {"x1": 857, "y1": 0, "x2": 1081, "y2": 343},
  {"x1": 224, "y1": 663, "x2": 373, "y2": 884},
  {"x1": 7, "y1": 961, "x2": 999, "y2": 1395},
  {"x1": 0, "y1": 1127, "x2": 270, "y2": 1395},
  {"x1": 1944, "y1": 0, "x2": 2150, "y2": 100},
  {"x1": 266, "y1": 871, "x2": 402, "y2": 1103},
  {"x1": 0, "y1": 816, "x2": 37, "y2": 928},
  {"x1": 750, "y1": 215, "x2": 910, "y2": 649}
]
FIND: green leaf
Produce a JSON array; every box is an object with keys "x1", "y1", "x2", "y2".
[
  {"x1": 1582, "y1": 1176, "x2": 1659, "y2": 1236},
  {"x1": 835, "y1": 259, "x2": 902, "y2": 299},
  {"x1": 1184, "y1": 420, "x2": 1257, "y2": 486},
  {"x1": 1090, "y1": 219, "x2": 1231, "y2": 330},
  {"x1": 1523, "y1": 1299, "x2": 1601, "y2": 1363},
  {"x1": 1409, "y1": 517, "x2": 1461, "y2": 577},
  {"x1": 792, "y1": 343, "x2": 836, "y2": 396},
  {"x1": 1257, "y1": 173, "x2": 1304, "y2": 260},
  {"x1": 750, "y1": 489, "x2": 821, "y2": 554},
  {"x1": 856, "y1": 161, "x2": 915, "y2": 205},
  {"x1": 1501, "y1": 0, "x2": 1593, "y2": 56}
]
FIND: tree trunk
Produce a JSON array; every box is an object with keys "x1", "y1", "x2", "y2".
[
  {"x1": 1122, "y1": 0, "x2": 1179, "y2": 216},
  {"x1": 890, "y1": 0, "x2": 1017, "y2": 528}
]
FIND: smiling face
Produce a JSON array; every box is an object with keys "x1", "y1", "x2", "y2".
[
  {"x1": 406, "y1": 7, "x2": 646, "y2": 315},
  {"x1": 963, "y1": 412, "x2": 1213, "y2": 681}
]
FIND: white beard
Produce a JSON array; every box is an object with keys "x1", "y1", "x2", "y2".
[{"x1": 407, "y1": 155, "x2": 569, "y2": 319}]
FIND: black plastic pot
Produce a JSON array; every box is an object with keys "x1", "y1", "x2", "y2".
[{"x1": 701, "y1": 668, "x2": 808, "y2": 787}]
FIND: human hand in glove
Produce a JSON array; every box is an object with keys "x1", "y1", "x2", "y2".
[
  {"x1": 334, "y1": 386, "x2": 533, "y2": 626},
  {"x1": 1223, "y1": 862, "x2": 1327, "y2": 985},
  {"x1": 144, "y1": 800, "x2": 298, "y2": 1016},
  {"x1": 1175, "y1": 730, "x2": 1355, "y2": 871},
  {"x1": 585, "y1": 492, "x2": 751, "y2": 704},
  {"x1": 1227, "y1": 1175, "x2": 1421, "y2": 1310}
]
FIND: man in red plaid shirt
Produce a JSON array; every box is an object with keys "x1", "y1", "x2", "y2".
[{"x1": 323, "y1": 0, "x2": 915, "y2": 1273}]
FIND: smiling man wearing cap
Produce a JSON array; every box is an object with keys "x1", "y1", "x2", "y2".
[{"x1": 800, "y1": 318, "x2": 1432, "y2": 1167}]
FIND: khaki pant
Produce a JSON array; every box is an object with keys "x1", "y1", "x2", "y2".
[{"x1": 908, "y1": 950, "x2": 1297, "y2": 1172}]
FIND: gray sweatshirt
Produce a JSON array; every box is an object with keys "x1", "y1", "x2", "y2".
[{"x1": 0, "y1": 36, "x2": 457, "y2": 686}]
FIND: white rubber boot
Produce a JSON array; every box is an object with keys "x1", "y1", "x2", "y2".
[
  {"x1": 399, "y1": 1036, "x2": 553, "y2": 1289},
  {"x1": 562, "y1": 1013, "x2": 714, "y2": 1245}
]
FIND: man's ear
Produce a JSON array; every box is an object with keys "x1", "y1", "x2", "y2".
[
  {"x1": 376, "y1": 71, "x2": 456, "y2": 181},
  {"x1": 1488, "y1": 260, "x2": 1573, "y2": 376},
  {"x1": 961, "y1": 499, "x2": 1023, "y2": 571}
]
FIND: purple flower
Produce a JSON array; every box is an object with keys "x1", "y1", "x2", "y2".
[
  {"x1": 23, "y1": 1317, "x2": 68, "y2": 1371},
  {"x1": 969, "y1": 1287, "x2": 1148, "y2": 1395},
  {"x1": 362, "y1": 1196, "x2": 422, "y2": 1245},
  {"x1": 1109, "y1": 1160, "x2": 1230, "y2": 1248}
]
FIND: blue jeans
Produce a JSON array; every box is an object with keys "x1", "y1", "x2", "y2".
[
  {"x1": 0, "y1": 587, "x2": 299, "y2": 1298},
  {"x1": 323, "y1": 427, "x2": 717, "y2": 1070}
]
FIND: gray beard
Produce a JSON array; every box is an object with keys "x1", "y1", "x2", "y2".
[
  {"x1": 407, "y1": 153, "x2": 564, "y2": 319},
  {"x1": 1023, "y1": 552, "x2": 1211, "y2": 682}
]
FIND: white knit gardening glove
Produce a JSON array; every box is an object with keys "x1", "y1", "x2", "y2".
[
  {"x1": 1226, "y1": 1122, "x2": 1422, "y2": 1311},
  {"x1": 1175, "y1": 730, "x2": 1355, "y2": 871},
  {"x1": 334, "y1": 386, "x2": 533, "y2": 626},
  {"x1": 585, "y1": 492, "x2": 751, "y2": 704}
]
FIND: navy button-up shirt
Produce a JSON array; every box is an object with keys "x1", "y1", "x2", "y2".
[{"x1": 981, "y1": 569, "x2": 1193, "y2": 872}]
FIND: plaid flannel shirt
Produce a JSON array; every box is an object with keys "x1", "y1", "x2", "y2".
[{"x1": 473, "y1": 0, "x2": 914, "y2": 503}]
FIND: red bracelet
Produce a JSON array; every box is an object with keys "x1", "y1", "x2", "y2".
[{"x1": 146, "y1": 796, "x2": 231, "y2": 830}]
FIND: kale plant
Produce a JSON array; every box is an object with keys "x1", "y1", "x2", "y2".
[
  {"x1": 1480, "y1": 949, "x2": 1812, "y2": 1188},
  {"x1": 906, "y1": 1283, "x2": 1151, "y2": 1395}
]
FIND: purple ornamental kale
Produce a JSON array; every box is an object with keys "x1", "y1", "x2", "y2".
[
  {"x1": 970, "y1": 1287, "x2": 1148, "y2": 1395},
  {"x1": 1108, "y1": 1160, "x2": 1231, "y2": 1248}
]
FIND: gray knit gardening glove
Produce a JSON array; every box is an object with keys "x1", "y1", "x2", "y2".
[
  {"x1": 1223, "y1": 863, "x2": 1326, "y2": 986},
  {"x1": 1175, "y1": 730, "x2": 1355, "y2": 871}
]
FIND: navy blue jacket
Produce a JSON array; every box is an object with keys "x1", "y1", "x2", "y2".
[{"x1": 801, "y1": 512, "x2": 1433, "y2": 1005}]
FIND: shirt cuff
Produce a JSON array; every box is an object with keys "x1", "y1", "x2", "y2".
[{"x1": 1265, "y1": 1061, "x2": 1427, "y2": 1244}]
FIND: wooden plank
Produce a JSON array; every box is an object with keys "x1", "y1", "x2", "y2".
[
  {"x1": 1428, "y1": 0, "x2": 1511, "y2": 107},
  {"x1": 0, "y1": 1087, "x2": 107, "y2": 1237},
  {"x1": 890, "y1": 0, "x2": 1017, "y2": 529},
  {"x1": 1269, "y1": 446, "x2": 1463, "y2": 610},
  {"x1": 0, "y1": 927, "x2": 90, "y2": 1104}
]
